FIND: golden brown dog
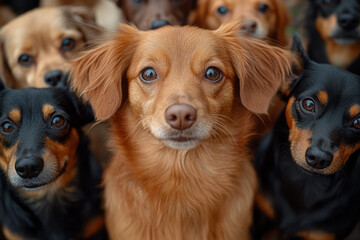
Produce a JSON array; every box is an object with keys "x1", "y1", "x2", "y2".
[
  {"x1": 0, "y1": 6, "x2": 99, "y2": 89},
  {"x1": 194, "y1": 0, "x2": 290, "y2": 46},
  {"x1": 70, "y1": 23, "x2": 292, "y2": 240}
]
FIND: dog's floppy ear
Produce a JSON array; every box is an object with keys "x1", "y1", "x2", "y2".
[
  {"x1": 191, "y1": 0, "x2": 209, "y2": 27},
  {"x1": 0, "y1": 38, "x2": 16, "y2": 88},
  {"x1": 218, "y1": 23, "x2": 293, "y2": 114},
  {"x1": 61, "y1": 6, "x2": 104, "y2": 42},
  {"x1": 70, "y1": 24, "x2": 139, "y2": 121},
  {"x1": 273, "y1": 0, "x2": 290, "y2": 46}
]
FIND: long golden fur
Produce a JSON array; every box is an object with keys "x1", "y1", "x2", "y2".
[{"x1": 70, "y1": 23, "x2": 293, "y2": 239}]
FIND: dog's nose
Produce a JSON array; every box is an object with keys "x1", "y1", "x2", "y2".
[
  {"x1": 15, "y1": 157, "x2": 44, "y2": 179},
  {"x1": 165, "y1": 104, "x2": 197, "y2": 130},
  {"x1": 305, "y1": 147, "x2": 333, "y2": 169},
  {"x1": 338, "y1": 13, "x2": 359, "y2": 31},
  {"x1": 44, "y1": 69, "x2": 63, "y2": 87},
  {"x1": 240, "y1": 20, "x2": 257, "y2": 34},
  {"x1": 150, "y1": 19, "x2": 171, "y2": 30}
]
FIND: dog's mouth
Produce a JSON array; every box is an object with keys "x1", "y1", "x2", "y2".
[
  {"x1": 331, "y1": 30, "x2": 360, "y2": 44},
  {"x1": 21, "y1": 161, "x2": 68, "y2": 190},
  {"x1": 159, "y1": 135, "x2": 200, "y2": 149}
]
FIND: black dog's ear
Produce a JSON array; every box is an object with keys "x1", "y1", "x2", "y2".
[
  {"x1": 0, "y1": 78, "x2": 7, "y2": 91},
  {"x1": 59, "y1": 72, "x2": 95, "y2": 126},
  {"x1": 291, "y1": 33, "x2": 310, "y2": 70}
]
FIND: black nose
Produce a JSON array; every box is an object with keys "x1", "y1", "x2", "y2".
[
  {"x1": 15, "y1": 157, "x2": 44, "y2": 179},
  {"x1": 305, "y1": 147, "x2": 333, "y2": 170},
  {"x1": 338, "y1": 13, "x2": 359, "y2": 31},
  {"x1": 44, "y1": 69, "x2": 63, "y2": 87},
  {"x1": 150, "y1": 19, "x2": 171, "y2": 30},
  {"x1": 165, "y1": 104, "x2": 197, "y2": 130}
]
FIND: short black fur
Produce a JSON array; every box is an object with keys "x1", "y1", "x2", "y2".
[
  {"x1": 255, "y1": 35, "x2": 360, "y2": 239},
  {"x1": 0, "y1": 76, "x2": 107, "y2": 240}
]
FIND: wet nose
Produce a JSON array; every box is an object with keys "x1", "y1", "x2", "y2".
[
  {"x1": 338, "y1": 13, "x2": 359, "y2": 31},
  {"x1": 150, "y1": 19, "x2": 171, "y2": 30},
  {"x1": 165, "y1": 104, "x2": 197, "y2": 130},
  {"x1": 305, "y1": 147, "x2": 333, "y2": 170},
  {"x1": 15, "y1": 157, "x2": 44, "y2": 179},
  {"x1": 44, "y1": 69, "x2": 63, "y2": 87},
  {"x1": 240, "y1": 20, "x2": 257, "y2": 34}
]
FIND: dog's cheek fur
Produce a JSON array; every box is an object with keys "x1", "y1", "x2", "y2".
[{"x1": 0, "y1": 141, "x2": 18, "y2": 177}]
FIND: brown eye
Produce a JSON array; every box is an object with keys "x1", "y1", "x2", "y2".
[
  {"x1": 51, "y1": 116, "x2": 65, "y2": 128},
  {"x1": 140, "y1": 67, "x2": 158, "y2": 83},
  {"x1": 61, "y1": 38, "x2": 76, "y2": 51},
  {"x1": 302, "y1": 98, "x2": 315, "y2": 113},
  {"x1": 1, "y1": 121, "x2": 14, "y2": 133},
  {"x1": 18, "y1": 54, "x2": 34, "y2": 67},
  {"x1": 354, "y1": 118, "x2": 360, "y2": 129},
  {"x1": 204, "y1": 67, "x2": 223, "y2": 82}
]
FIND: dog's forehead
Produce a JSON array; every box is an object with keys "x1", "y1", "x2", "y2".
[
  {"x1": 138, "y1": 27, "x2": 225, "y2": 56},
  {"x1": 0, "y1": 88, "x2": 69, "y2": 120},
  {"x1": 297, "y1": 64, "x2": 360, "y2": 110}
]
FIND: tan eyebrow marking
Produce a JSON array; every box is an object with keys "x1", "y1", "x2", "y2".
[
  {"x1": 349, "y1": 104, "x2": 360, "y2": 118},
  {"x1": 42, "y1": 104, "x2": 55, "y2": 120},
  {"x1": 317, "y1": 90, "x2": 328, "y2": 105},
  {"x1": 8, "y1": 109, "x2": 21, "y2": 124}
]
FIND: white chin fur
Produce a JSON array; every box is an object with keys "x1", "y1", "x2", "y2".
[{"x1": 162, "y1": 139, "x2": 200, "y2": 149}]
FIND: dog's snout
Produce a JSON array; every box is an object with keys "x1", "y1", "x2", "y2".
[
  {"x1": 15, "y1": 156, "x2": 44, "y2": 179},
  {"x1": 150, "y1": 19, "x2": 171, "y2": 30},
  {"x1": 305, "y1": 147, "x2": 333, "y2": 170},
  {"x1": 240, "y1": 20, "x2": 257, "y2": 34},
  {"x1": 44, "y1": 69, "x2": 63, "y2": 87},
  {"x1": 165, "y1": 104, "x2": 197, "y2": 130},
  {"x1": 338, "y1": 13, "x2": 359, "y2": 31}
]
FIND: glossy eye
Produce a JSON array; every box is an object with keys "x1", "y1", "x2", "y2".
[
  {"x1": 217, "y1": 5, "x2": 228, "y2": 15},
  {"x1": 61, "y1": 38, "x2": 76, "y2": 51},
  {"x1": 18, "y1": 54, "x2": 34, "y2": 67},
  {"x1": 140, "y1": 67, "x2": 158, "y2": 82},
  {"x1": 301, "y1": 98, "x2": 316, "y2": 113},
  {"x1": 1, "y1": 121, "x2": 14, "y2": 133},
  {"x1": 204, "y1": 67, "x2": 223, "y2": 82},
  {"x1": 51, "y1": 115, "x2": 65, "y2": 128},
  {"x1": 258, "y1": 3, "x2": 269, "y2": 13},
  {"x1": 354, "y1": 117, "x2": 360, "y2": 129}
]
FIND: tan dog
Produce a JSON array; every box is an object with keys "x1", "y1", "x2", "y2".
[
  {"x1": 194, "y1": 0, "x2": 290, "y2": 46},
  {"x1": 70, "y1": 23, "x2": 292, "y2": 239},
  {"x1": 0, "y1": 6, "x2": 100, "y2": 88}
]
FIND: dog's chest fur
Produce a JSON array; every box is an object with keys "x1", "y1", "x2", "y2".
[{"x1": 104, "y1": 105, "x2": 257, "y2": 239}]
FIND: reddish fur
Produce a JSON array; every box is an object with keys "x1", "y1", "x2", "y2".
[{"x1": 71, "y1": 23, "x2": 293, "y2": 239}]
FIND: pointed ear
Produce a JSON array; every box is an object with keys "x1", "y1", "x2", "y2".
[
  {"x1": 291, "y1": 33, "x2": 310, "y2": 69},
  {"x1": 273, "y1": 0, "x2": 290, "y2": 46},
  {"x1": 0, "y1": 38, "x2": 16, "y2": 88},
  {"x1": 70, "y1": 24, "x2": 140, "y2": 121},
  {"x1": 217, "y1": 23, "x2": 293, "y2": 114}
]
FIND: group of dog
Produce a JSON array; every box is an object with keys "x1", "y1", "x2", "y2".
[{"x1": 0, "y1": 0, "x2": 359, "y2": 239}]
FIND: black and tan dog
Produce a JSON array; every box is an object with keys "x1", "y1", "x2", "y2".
[
  {"x1": 0, "y1": 75, "x2": 106, "y2": 239},
  {"x1": 306, "y1": 0, "x2": 360, "y2": 75},
  {"x1": 254, "y1": 34, "x2": 360, "y2": 240}
]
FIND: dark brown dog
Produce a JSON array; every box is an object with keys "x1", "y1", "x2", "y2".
[{"x1": 115, "y1": 0, "x2": 198, "y2": 30}]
